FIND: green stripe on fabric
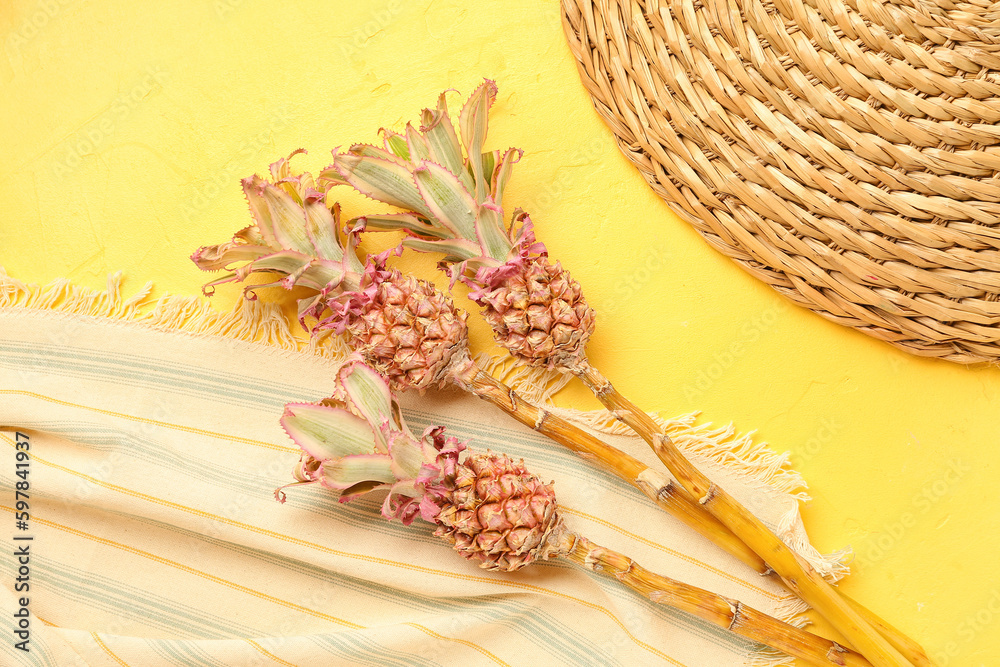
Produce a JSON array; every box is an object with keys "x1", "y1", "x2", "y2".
[
  {"x1": 1, "y1": 340, "x2": 317, "y2": 400},
  {"x1": 110, "y1": 505, "x2": 623, "y2": 667},
  {"x1": 146, "y1": 637, "x2": 237, "y2": 667},
  {"x1": 0, "y1": 342, "x2": 319, "y2": 412},
  {"x1": 0, "y1": 550, "x2": 260, "y2": 640},
  {"x1": 147, "y1": 638, "x2": 212, "y2": 667},
  {"x1": 309, "y1": 630, "x2": 429, "y2": 667},
  {"x1": 0, "y1": 620, "x2": 59, "y2": 667}
]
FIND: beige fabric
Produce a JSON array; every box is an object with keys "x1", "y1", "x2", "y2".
[{"x1": 0, "y1": 273, "x2": 842, "y2": 666}]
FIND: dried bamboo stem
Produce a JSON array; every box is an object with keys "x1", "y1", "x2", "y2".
[
  {"x1": 552, "y1": 530, "x2": 872, "y2": 667},
  {"x1": 839, "y1": 603, "x2": 933, "y2": 667},
  {"x1": 574, "y1": 361, "x2": 916, "y2": 666}
]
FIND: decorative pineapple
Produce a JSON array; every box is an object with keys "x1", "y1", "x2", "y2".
[
  {"x1": 276, "y1": 358, "x2": 562, "y2": 572},
  {"x1": 469, "y1": 210, "x2": 595, "y2": 369},
  {"x1": 274, "y1": 358, "x2": 873, "y2": 667},
  {"x1": 279, "y1": 359, "x2": 561, "y2": 572},
  {"x1": 317, "y1": 261, "x2": 472, "y2": 391},
  {"x1": 326, "y1": 83, "x2": 926, "y2": 666},
  {"x1": 327, "y1": 80, "x2": 596, "y2": 371}
]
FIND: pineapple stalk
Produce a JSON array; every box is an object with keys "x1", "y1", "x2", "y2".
[
  {"x1": 326, "y1": 82, "x2": 926, "y2": 666},
  {"x1": 576, "y1": 362, "x2": 924, "y2": 667},
  {"x1": 557, "y1": 534, "x2": 872, "y2": 667},
  {"x1": 277, "y1": 360, "x2": 875, "y2": 667}
]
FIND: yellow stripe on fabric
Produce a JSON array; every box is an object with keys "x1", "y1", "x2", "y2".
[
  {"x1": 5, "y1": 434, "x2": 676, "y2": 664},
  {"x1": 403, "y1": 623, "x2": 513, "y2": 667},
  {"x1": 0, "y1": 507, "x2": 517, "y2": 667},
  {"x1": 559, "y1": 505, "x2": 778, "y2": 600},
  {"x1": 21, "y1": 522, "x2": 504, "y2": 667},
  {"x1": 34, "y1": 612, "x2": 57, "y2": 627},
  {"x1": 16, "y1": 512, "x2": 362, "y2": 631},
  {"x1": 8, "y1": 512, "x2": 512, "y2": 667},
  {"x1": 91, "y1": 632, "x2": 131, "y2": 667},
  {"x1": 0, "y1": 390, "x2": 296, "y2": 452},
  {"x1": 245, "y1": 639, "x2": 299, "y2": 667}
]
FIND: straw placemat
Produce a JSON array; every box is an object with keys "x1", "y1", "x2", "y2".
[{"x1": 561, "y1": 0, "x2": 1000, "y2": 363}]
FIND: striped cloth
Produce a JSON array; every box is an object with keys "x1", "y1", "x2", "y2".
[{"x1": 0, "y1": 273, "x2": 842, "y2": 667}]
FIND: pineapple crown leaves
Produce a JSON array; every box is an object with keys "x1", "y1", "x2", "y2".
[
  {"x1": 191, "y1": 150, "x2": 366, "y2": 322},
  {"x1": 465, "y1": 209, "x2": 550, "y2": 299},
  {"x1": 326, "y1": 80, "x2": 529, "y2": 273},
  {"x1": 277, "y1": 357, "x2": 467, "y2": 525},
  {"x1": 306, "y1": 245, "x2": 404, "y2": 337}
]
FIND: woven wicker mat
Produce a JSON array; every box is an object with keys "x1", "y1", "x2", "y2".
[{"x1": 561, "y1": 0, "x2": 1000, "y2": 364}]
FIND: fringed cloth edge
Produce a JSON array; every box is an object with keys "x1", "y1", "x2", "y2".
[{"x1": 0, "y1": 268, "x2": 852, "y2": 645}]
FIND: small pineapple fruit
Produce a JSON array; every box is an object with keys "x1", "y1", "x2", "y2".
[
  {"x1": 278, "y1": 358, "x2": 562, "y2": 571},
  {"x1": 467, "y1": 210, "x2": 596, "y2": 369},
  {"x1": 436, "y1": 450, "x2": 560, "y2": 571},
  {"x1": 316, "y1": 262, "x2": 471, "y2": 391}
]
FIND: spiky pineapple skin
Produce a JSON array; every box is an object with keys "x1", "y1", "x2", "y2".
[
  {"x1": 435, "y1": 452, "x2": 561, "y2": 572},
  {"x1": 346, "y1": 269, "x2": 469, "y2": 391},
  {"x1": 474, "y1": 257, "x2": 596, "y2": 371}
]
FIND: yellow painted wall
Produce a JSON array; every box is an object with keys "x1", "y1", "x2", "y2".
[{"x1": 3, "y1": 1, "x2": 998, "y2": 663}]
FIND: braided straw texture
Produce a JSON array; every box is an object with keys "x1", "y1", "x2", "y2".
[{"x1": 561, "y1": 0, "x2": 1000, "y2": 363}]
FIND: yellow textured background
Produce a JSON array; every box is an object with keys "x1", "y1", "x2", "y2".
[{"x1": 3, "y1": 1, "x2": 999, "y2": 664}]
